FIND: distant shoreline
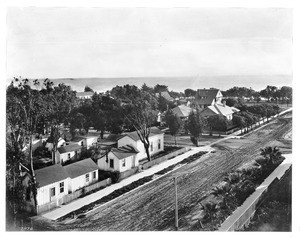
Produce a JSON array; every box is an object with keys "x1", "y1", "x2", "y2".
[{"x1": 6, "y1": 75, "x2": 292, "y2": 93}]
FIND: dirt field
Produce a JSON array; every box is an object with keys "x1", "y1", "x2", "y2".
[{"x1": 47, "y1": 115, "x2": 292, "y2": 231}]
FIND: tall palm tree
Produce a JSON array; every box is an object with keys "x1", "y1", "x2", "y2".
[
  {"x1": 211, "y1": 185, "x2": 233, "y2": 209},
  {"x1": 260, "y1": 146, "x2": 282, "y2": 165}
]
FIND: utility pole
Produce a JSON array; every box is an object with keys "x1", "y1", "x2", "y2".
[{"x1": 174, "y1": 177, "x2": 178, "y2": 231}]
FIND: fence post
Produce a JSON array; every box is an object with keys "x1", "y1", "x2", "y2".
[{"x1": 174, "y1": 177, "x2": 179, "y2": 231}]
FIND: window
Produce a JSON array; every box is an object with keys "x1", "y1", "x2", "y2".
[
  {"x1": 122, "y1": 159, "x2": 126, "y2": 167},
  {"x1": 50, "y1": 187, "x2": 55, "y2": 197},
  {"x1": 93, "y1": 171, "x2": 96, "y2": 179},
  {"x1": 81, "y1": 141, "x2": 84, "y2": 147},
  {"x1": 68, "y1": 153, "x2": 71, "y2": 159},
  {"x1": 60, "y1": 182, "x2": 64, "y2": 193},
  {"x1": 110, "y1": 159, "x2": 114, "y2": 169},
  {"x1": 150, "y1": 142, "x2": 153, "y2": 152},
  {"x1": 158, "y1": 139, "x2": 161, "y2": 150},
  {"x1": 86, "y1": 173, "x2": 90, "y2": 182}
]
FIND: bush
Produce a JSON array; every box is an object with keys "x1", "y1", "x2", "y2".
[{"x1": 98, "y1": 170, "x2": 120, "y2": 183}]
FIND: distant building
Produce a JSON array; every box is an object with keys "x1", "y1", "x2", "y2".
[
  {"x1": 155, "y1": 91, "x2": 174, "y2": 102},
  {"x1": 171, "y1": 105, "x2": 195, "y2": 120},
  {"x1": 194, "y1": 88, "x2": 223, "y2": 108},
  {"x1": 200, "y1": 101, "x2": 240, "y2": 121},
  {"x1": 55, "y1": 144, "x2": 82, "y2": 164},
  {"x1": 71, "y1": 135, "x2": 98, "y2": 149},
  {"x1": 76, "y1": 91, "x2": 94, "y2": 100}
]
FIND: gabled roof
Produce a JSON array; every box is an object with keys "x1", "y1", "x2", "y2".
[
  {"x1": 123, "y1": 127, "x2": 163, "y2": 142},
  {"x1": 172, "y1": 105, "x2": 194, "y2": 118},
  {"x1": 204, "y1": 103, "x2": 235, "y2": 117},
  {"x1": 76, "y1": 92, "x2": 94, "y2": 97},
  {"x1": 35, "y1": 164, "x2": 69, "y2": 187},
  {"x1": 156, "y1": 91, "x2": 174, "y2": 101},
  {"x1": 57, "y1": 144, "x2": 82, "y2": 154},
  {"x1": 195, "y1": 89, "x2": 221, "y2": 105},
  {"x1": 64, "y1": 158, "x2": 99, "y2": 179},
  {"x1": 110, "y1": 145, "x2": 139, "y2": 160}
]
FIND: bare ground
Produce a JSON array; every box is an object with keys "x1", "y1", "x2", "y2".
[{"x1": 43, "y1": 116, "x2": 292, "y2": 231}]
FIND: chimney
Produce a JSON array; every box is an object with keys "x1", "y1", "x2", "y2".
[{"x1": 223, "y1": 100, "x2": 226, "y2": 107}]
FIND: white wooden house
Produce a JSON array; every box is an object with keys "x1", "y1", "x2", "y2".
[
  {"x1": 200, "y1": 101, "x2": 240, "y2": 121},
  {"x1": 97, "y1": 127, "x2": 164, "y2": 173},
  {"x1": 71, "y1": 135, "x2": 98, "y2": 149},
  {"x1": 21, "y1": 164, "x2": 71, "y2": 214},
  {"x1": 55, "y1": 144, "x2": 82, "y2": 164},
  {"x1": 64, "y1": 158, "x2": 99, "y2": 192},
  {"x1": 98, "y1": 145, "x2": 139, "y2": 172},
  {"x1": 45, "y1": 137, "x2": 66, "y2": 152},
  {"x1": 117, "y1": 127, "x2": 164, "y2": 162}
]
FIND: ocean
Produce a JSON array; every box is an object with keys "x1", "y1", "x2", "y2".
[{"x1": 7, "y1": 75, "x2": 292, "y2": 93}]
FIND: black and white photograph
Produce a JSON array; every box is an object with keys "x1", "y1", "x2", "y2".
[{"x1": 3, "y1": 0, "x2": 298, "y2": 233}]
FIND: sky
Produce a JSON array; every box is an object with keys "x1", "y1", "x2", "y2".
[{"x1": 6, "y1": 7, "x2": 292, "y2": 79}]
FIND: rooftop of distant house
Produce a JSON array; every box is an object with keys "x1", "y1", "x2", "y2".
[
  {"x1": 195, "y1": 88, "x2": 222, "y2": 105},
  {"x1": 122, "y1": 126, "x2": 164, "y2": 142},
  {"x1": 172, "y1": 105, "x2": 194, "y2": 118},
  {"x1": 155, "y1": 91, "x2": 174, "y2": 101}
]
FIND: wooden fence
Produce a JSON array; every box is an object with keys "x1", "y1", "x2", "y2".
[{"x1": 218, "y1": 156, "x2": 292, "y2": 231}]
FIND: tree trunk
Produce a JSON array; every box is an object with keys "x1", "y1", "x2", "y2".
[
  {"x1": 195, "y1": 137, "x2": 199, "y2": 147},
  {"x1": 100, "y1": 130, "x2": 104, "y2": 139},
  {"x1": 145, "y1": 146, "x2": 151, "y2": 161},
  {"x1": 174, "y1": 135, "x2": 177, "y2": 145},
  {"x1": 29, "y1": 134, "x2": 38, "y2": 212}
]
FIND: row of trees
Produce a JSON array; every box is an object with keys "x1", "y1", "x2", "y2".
[
  {"x1": 6, "y1": 78, "x2": 77, "y2": 219},
  {"x1": 222, "y1": 85, "x2": 292, "y2": 103}
]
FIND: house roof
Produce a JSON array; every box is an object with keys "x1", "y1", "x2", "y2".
[
  {"x1": 64, "y1": 158, "x2": 99, "y2": 179},
  {"x1": 35, "y1": 164, "x2": 69, "y2": 187},
  {"x1": 122, "y1": 127, "x2": 163, "y2": 142},
  {"x1": 172, "y1": 105, "x2": 194, "y2": 118},
  {"x1": 76, "y1": 92, "x2": 94, "y2": 97},
  {"x1": 110, "y1": 145, "x2": 139, "y2": 160},
  {"x1": 57, "y1": 144, "x2": 82, "y2": 154},
  {"x1": 204, "y1": 103, "x2": 235, "y2": 117},
  {"x1": 156, "y1": 91, "x2": 174, "y2": 101},
  {"x1": 195, "y1": 89, "x2": 221, "y2": 105}
]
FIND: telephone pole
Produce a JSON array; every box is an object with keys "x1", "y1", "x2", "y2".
[{"x1": 174, "y1": 177, "x2": 178, "y2": 231}]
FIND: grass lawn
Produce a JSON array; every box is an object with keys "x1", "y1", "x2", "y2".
[{"x1": 164, "y1": 133, "x2": 224, "y2": 147}]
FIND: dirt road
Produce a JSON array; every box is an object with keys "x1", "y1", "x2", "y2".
[{"x1": 58, "y1": 116, "x2": 291, "y2": 231}]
